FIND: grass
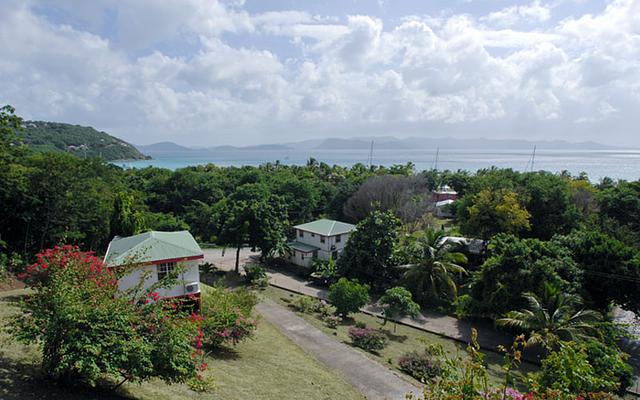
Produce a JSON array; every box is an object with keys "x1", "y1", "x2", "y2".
[
  {"x1": 0, "y1": 288, "x2": 364, "y2": 400},
  {"x1": 261, "y1": 285, "x2": 538, "y2": 388}
]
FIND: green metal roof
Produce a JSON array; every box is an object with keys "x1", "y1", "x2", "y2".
[
  {"x1": 293, "y1": 219, "x2": 356, "y2": 236},
  {"x1": 288, "y1": 241, "x2": 319, "y2": 253},
  {"x1": 104, "y1": 231, "x2": 203, "y2": 266}
]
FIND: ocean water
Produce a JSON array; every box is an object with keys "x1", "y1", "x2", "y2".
[{"x1": 114, "y1": 148, "x2": 640, "y2": 182}]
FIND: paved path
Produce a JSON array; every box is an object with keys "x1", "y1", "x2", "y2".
[{"x1": 256, "y1": 300, "x2": 422, "y2": 400}]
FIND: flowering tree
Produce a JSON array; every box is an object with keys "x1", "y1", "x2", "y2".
[{"x1": 12, "y1": 245, "x2": 205, "y2": 389}]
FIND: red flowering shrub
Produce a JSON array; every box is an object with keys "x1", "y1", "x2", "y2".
[
  {"x1": 11, "y1": 246, "x2": 206, "y2": 389},
  {"x1": 199, "y1": 285, "x2": 258, "y2": 348}
]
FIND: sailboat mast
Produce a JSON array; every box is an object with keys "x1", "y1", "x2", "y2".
[
  {"x1": 531, "y1": 145, "x2": 536, "y2": 172},
  {"x1": 368, "y1": 140, "x2": 374, "y2": 168},
  {"x1": 434, "y1": 147, "x2": 439, "y2": 171}
]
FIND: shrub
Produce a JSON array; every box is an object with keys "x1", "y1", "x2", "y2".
[
  {"x1": 12, "y1": 245, "x2": 203, "y2": 387},
  {"x1": 327, "y1": 278, "x2": 370, "y2": 316},
  {"x1": 323, "y1": 314, "x2": 342, "y2": 329},
  {"x1": 355, "y1": 321, "x2": 367, "y2": 329},
  {"x1": 243, "y1": 263, "x2": 268, "y2": 287},
  {"x1": 291, "y1": 295, "x2": 317, "y2": 313},
  {"x1": 200, "y1": 285, "x2": 258, "y2": 348},
  {"x1": 398, "y1": 350, "x2": 442, "y2": 382},
  {"x1": 348, "y1": 327, "x2": 387, "y2": 352},
  {"x1": 534, "y1": 341, "x2": 619, "y2": 395},
  {"x1": 316, "y1": 300, "x2": 336, "y2": 317}
]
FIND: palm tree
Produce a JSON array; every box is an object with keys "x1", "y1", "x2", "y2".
[
  {"x1": 497, "y1": 284, "x2": 602, "y2": 349},
  {"x1": 397, "y1": 229, "x2": 467, "y2": 305}
]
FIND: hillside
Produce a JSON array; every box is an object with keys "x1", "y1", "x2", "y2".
[{"x1": 18, "y1": 121, "x2": 150, "y2": 161}]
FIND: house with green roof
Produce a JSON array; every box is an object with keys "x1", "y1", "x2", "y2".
[
  {"x1": 104, "y1": 231, "x2": 204, "y2": 301},
  {"x1": 288, "y1": 219, "x2": 356, "y2": 268}
]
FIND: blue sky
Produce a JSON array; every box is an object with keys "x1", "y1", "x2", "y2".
[{"x1": 1, "y1": 0, "x2": 638, "y2": 146}]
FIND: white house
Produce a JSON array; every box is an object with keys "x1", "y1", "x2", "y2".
[
  {"x1": 103, "y1": 231, "x2": 203, "y2": 301},
  {"x1": 287, "y1": 219, "x2": 356, "y2": 268}
]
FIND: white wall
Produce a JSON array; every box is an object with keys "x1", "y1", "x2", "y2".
[
  {"x1": 296, "y1": 229, "x2": 352, "y2": 253},
  {"x1": 289, "y1": 250, "x2": 314, "y2": 268},
  {"x1": 117, "y1": 259, "x2": 201, "y2": 300}
]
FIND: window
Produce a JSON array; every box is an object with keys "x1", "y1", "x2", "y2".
[
  {"x1": 332, "y1": 251, "x2": 339, "y2": 259},
  {"x1": 320, "y1": 235, "x2": 326, "y2": 244},
  {"x1": 157, "y1": 262, "x2": 176, "y2": 281},
  {"x1": 299, "y1": 230, "x2": 304, "y2": 238},
  {"x1": 301, "y1": 253, "x2": 305, "y2": 260},
  {"x1": 312, "y1": 250, "x2": 318, "y2": 258},
  {"x1": 335, "y1": 234, "x2": 341, "y2": 243},
  {"x1": 311, "y1": 233, "x2": 315, "y2": 237}
]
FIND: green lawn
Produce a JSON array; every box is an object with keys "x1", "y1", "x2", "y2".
[
  {"x1": 261, "y1": 285, "x2": 538, "y2": 388},
  {"x1": 0, "y1": 289, "x2": 363, "y2": 400}
]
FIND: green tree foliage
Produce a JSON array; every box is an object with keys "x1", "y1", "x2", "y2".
[
  {"x1": 337, "y1": 208, "x2": 402, "y2": 288},
  {"x1": 215, "y1": 183, "x2": 288, "y2": 272},
  {"x1": 200, "y1": 285, "x2": 258, "y2": 348},
  {"x1": 16, "y1": 121, "x2": 148, "y2": 160},
  {"x1": 457, "y1": 170, "x2": 582, "y2": 240},
  {"x1": 534, "y1": 342, "x2": 621, "y2": 395},
  {"x1": 497, "y1": 284, "x2": 601, "y2": 349},
  {"x1": 110, "y1": 192, "x2": 143, "y2": 238},
  {"x1": 378, "y1": 286, "x2": 420, "y2": 332},
  {"x1": 464, "y1": 234, "x2": 581, "y2": 318},
  {"x1": 598, "y1": 180, "x2": 640, "y2": 246},
  {"x1": 12, "y1": 245, "x2": 201, "y2": 387},
  {"x1": 327, "y1": 278, "x2": 370, "y2": 316},
  {"x1": 398, "y1": 229, "x2": 467, "y2": 306},
  {"x1": 554, "y1": 230, "x2": 640, "y2": 313},
  {"x1": 459, "y1": 189, "x2": 531, "y2": 239}
]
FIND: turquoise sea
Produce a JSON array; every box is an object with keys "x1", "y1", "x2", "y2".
[{"x1": 114, "y1": 148, "x2": 640, "y2": 181}]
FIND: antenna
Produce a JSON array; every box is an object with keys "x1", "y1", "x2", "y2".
[
  {"x1": 368, "y1": 140, "x2": 374, "y2": 168},
  {"x1": 530, "y1": 145, "x2": 536, "y2": 172}
]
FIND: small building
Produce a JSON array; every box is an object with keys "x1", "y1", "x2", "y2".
[
  {"x1": 104, "y1": 231, "x2": 203, "y2": 301},
  {"x1": 435, "y1": 199, "x2": 456, "y2": 218},
  {"x1": 288, "y1": 219, "x2": 356, "y2": 268},
  {"x1": 434, "y1": 185, "x2": 458, "y2": 202}
]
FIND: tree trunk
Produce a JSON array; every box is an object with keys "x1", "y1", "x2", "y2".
[{"x1": 235, "y1": 245, "x2": 241, "y2": 274}]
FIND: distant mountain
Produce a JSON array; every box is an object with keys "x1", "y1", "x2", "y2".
[
  {"x1": 210, "y1": 144, "x2": 292, "y2": 151},
  {"x1": 137, "y1": 135, "x2": 618, "y2": 156},
  {"x1": 136, "y1": 141, "x2": 194, "y2": 153},
  {"x1": 308, "y1": 136, "x2": 618, "y2": 151},
  {"x1": 19, "y1": 121, "x2": 149, "y2": 161}
]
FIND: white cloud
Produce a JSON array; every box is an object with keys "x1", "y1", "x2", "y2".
[
  {"x1": 0, "y1": 0, "x2": 639, "y2": 146},
  {"x1": 481, "y1": 1, "x2": 552, "y2": 27}
]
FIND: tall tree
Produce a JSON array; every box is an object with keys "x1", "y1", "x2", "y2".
[
  {"x1": 337, "y1": 208, "x2": 401, "y2": 288},
  {"x1": 215, "y1": 184, "x2": 288, "y2": 273},
  {"x1": 110, "y1": 192, "x2": 143, "y2": 238},
  {"x1": 459, "y1": 189, "x2": 531, "y2": 240},
  {"x1": 397, "y1": 229, "x2": 467, "y2": 306},
  {"x1": 465, "y1": 234, "x2": 581, "y2": 318}
]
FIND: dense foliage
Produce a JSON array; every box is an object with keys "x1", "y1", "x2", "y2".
[
  {"x1": 462, "y1": 234, "x2": 581, "y2": 318},
  {"x1": 327, "y1": 278, "x2": 370, "y2": 316},
  {"x1": 337, "y1": 208, "x2": 402, "y2": 288},
  {"x1": 12, "y1": 245, "x2": 202, "y2": 387},
  {"x1": 17, "y1": 121, "x2": 149, "y2": 160},
  {"x1": 2, "y1": 105, "x2": 640, "y2": 397},
  {"x1": 199, "y1": 285, "x2": 258, "y2": 348}
]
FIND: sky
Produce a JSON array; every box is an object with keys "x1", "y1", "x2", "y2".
[{"x1": 1, "y1": 0, "x2": 639, "y2": 147}]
